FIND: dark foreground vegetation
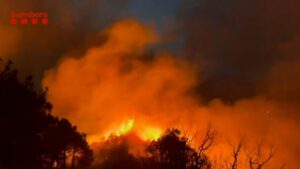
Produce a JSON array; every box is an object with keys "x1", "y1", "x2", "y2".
[
  {"x1": 0, "y1": 60, "x2": 280, "y2": 169},
  {"x1": 0, "y1": 61, "x2": 93, "y2": 169},
  {"x1": 92, "y1": 127, "x2": 279, "y2": 169},
  {"x1": 93, "y1": 129, "x2": 212, "y2": 169}
]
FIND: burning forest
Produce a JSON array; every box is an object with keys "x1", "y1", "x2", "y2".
[{"x1": 0, "y1": 0, "x2": 300, "y2": 169}]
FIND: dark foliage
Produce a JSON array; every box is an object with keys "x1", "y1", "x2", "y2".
[
  {"x1": 94, "y1": 143, "x2": 142, "y2": 169},
  {"x1": 0, "y1": 60, "x2": 93, "y2": 169},
  {"x1": 0, "y1": 60, "x2": 277, "y2": 169},
  {"x1": 92, "y1": 129, "x2": 211, "y2": 169},
  {"x1": 146, "y1": 129, "x2": 211, "y2": 169}
]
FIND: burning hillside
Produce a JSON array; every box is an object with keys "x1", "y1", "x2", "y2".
[
  {"x1": 0, "y1": 0, "x2": 300, "y2": 168},
  {"x1": 42, "y1": 20, "x2": 300, "y2": 168}
]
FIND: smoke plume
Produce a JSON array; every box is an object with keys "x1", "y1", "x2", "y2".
[
  {"x1": 0, "y1": 0, "x2": 299, "y2": 168},
  {"x1": 0, "y1": 0, "x2": 130, "y2": 79},
  {"x1": 43, "y1": 20, "x2": 300, "y2": 168},
  {"x1": 179, "y1": 0, "x2": 300, "y2": 103}
]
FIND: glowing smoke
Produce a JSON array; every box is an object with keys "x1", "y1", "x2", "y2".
[{"x1": 43, "y1": 20, "x2": 300, "y2": 168}]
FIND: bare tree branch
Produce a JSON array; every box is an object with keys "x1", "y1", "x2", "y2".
[
  {"x1": 198, "y1": 124, "x2": 216, "y2": 154},
  {"x1": 247, "y1": 143, "x2": 275, "y2": 169},
  {"x1": 227, "y1": 139, "x2": 243, "y2": 169}
]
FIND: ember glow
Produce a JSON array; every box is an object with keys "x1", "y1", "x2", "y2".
[
  {"x1": 43, "y1": 19, "x2": 197, "y2": 145},
  {"x1": 98, "y1": 119, "x2": 162, "y2": 142},
  {"x1": 1, "y1": 0, "x2": 300, "y2": 168},
  {"x1": 110, "y1": 119, "x2": 135, "y2": 138},
  {"x1": 42, "y1": 19, "x2": 300, "y2": 168},
  {"x1": 138, "y1": 127, "x2": 162, "y2": 141}
]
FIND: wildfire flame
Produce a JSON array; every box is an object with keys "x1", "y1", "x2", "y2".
[
  {"x1": 88, "y1": 119, "x2": 162, "y2": 144},
  {"x1": 138, "y1": 127, "x2": 162, "y2": 141},
  {"x1": 43, "y1": 19, "x2": 300, "y2": 168}
]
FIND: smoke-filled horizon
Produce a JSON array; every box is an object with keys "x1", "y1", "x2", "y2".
[{"x1": 1, "y1": 0, "x2": 300, "y2": 168}]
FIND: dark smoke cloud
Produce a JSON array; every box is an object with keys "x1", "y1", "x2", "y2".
[
  {"x1": 178, "y1": 0, "x2": 300, "y2": 103},
  {"x1": 0, "y1": 0, "x2": 130, "y2": 80}
]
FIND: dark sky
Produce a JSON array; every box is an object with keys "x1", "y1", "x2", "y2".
[
  {"x1": 129, "y1": 0, "x2": 184, "y2": 55},
  {"x1": 129, "y1": 0, "x2": 181, "y2": 23}
]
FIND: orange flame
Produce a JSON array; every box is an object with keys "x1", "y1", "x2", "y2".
[
  {"x1": 43, "y1": 19, "x2": 300, "y2": 168},
  {"x1": 88, "y1": 119, "x2": 162, "y2": 144}
]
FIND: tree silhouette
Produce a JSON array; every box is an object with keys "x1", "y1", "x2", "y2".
[
  {"x1": 0, "y1": 60, "x2": 52, "y2": 169},
  {"x1": 0, "y1": 60, "x2": 93, "y2": 169},
  {"x1": 146, "y1": 129, "x2": 211, "y2": 169},
  {"x1": 0, "y1": 60, "x2": 285, "y2": 169},
  {"x1": 247, "y1": 143, "x2": 275, "y2": 169},
  {"x1": 91, "y1": 128, "x2": 285, "y2": 169},
  {"x1": 42, "y1": 118, "x2": 93, "y2": 169}
]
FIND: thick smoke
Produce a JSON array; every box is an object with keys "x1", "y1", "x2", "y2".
[
  {"x1": 43, "y1": 20, "x2": 198, "y2": 140},
  {"x1": 176, "y1": 1, "x2": 300, "y2": 166},
  {"x1": 1, "y1": 0, "x2": 299, "y2": 168},
  {"x1": 0, "y1": 0, "x2": 130, "y2": 79},
  {"x1": 179, "y1": 0, "x2": 300, "y2": 103},
  {"x1": 43, "y1": 20, "x2": 300, "y2": 168}
]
